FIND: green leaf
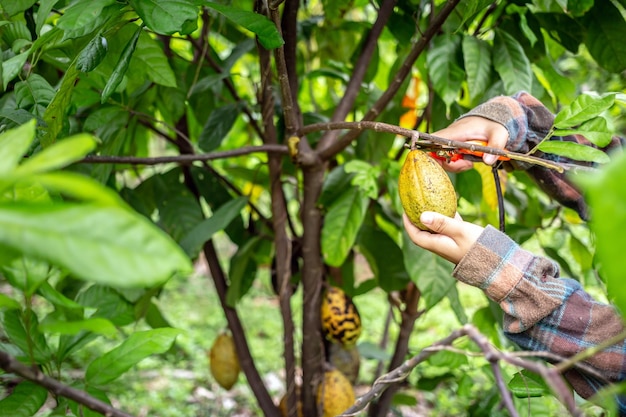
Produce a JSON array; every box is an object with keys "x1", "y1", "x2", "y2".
[
  {"x1": 537, "y1": 141, "x2": 610, "y2": 164},
  {"x1": 85, "y1": 328, "x2": 181, "y2": 386},
  {"x1": 0, "y1": 0, "x2": 37, "y2": 17},
  {"x1": 180, "y1": 197, "x2": 248, "y2": 257},
  {"x1": 462, "y1": 35, "x2": 491, "y2": 102},
  {"x1": 319, "y1": 166, "x2": 355, "y2": 209},
  {"x1": 508, "y1": 370, "x2": 549, "y2": 397},
  {"x1": 344, "y1": 160, "x2": 380, "y2": 199},
  {"x1": 357, "y1": 224, "x2": 410, "y2": 292},
  {"x1": 0, "y1": 293, "x2": 21, "y2": 310},
  {"x1": 15, "y1": 74, "x2": 55, "y2": 114},
  {"x1": 584, "y1": 1, "x2": 626, "y2": 73},
  {"x1": 30, "y1": 171, "x2": 126, "y2": 206},
  {"x1": 1, "y1": 256, "x2": 51, "y2": 296},
  {"x1": 16, "y1": 134, "x2": 98, "y2": 176},
  {"x1": 0, "y1": 119, "x2": 36, "y2": 176},
  {"x1": 552, "y1": 117, "x2": 613, "y2": 148},
  {"x1": 0, "y1": 381, "x2": 48, "y2": 417},
  {"x1": 101, "y1": 24, "x2": 142, "y2": 103},
  {"x1": 37, "y1": 281, "x2": 84, "y2": 311},
  {"x1": 131, "y1": 31, "x2": 177, "y2": 87},
  {"x1": 226, "y1": 236, "x2": 263, "y2": 307},
  {"x1": 56, "y1": 0, "x2": 118, "y2": 40},
  {"x1": 0, "y1": 203, "x2": 192, "y2": 288},
  {"x1": 198, "y1": 103, "x2": 240, "y2": 152},
  {"x1": 35, "y1": 0, "x2": 59, "y2": 35},
  {"x1": 553, "y1": 93, "x2": 616, "y2": 129},
  {"x1": 206, "y1": 2, "x2": 284, "y2": 49},
  {"x1": 41, "y1": 63, "x2": 81, "y2": 146},
  {"x1": 427, "y1": 34, "x2": 465, "y2": 109},
  {"x1": 321, "y1": 188, "x2": 369, "y2": 267},
  {"x1": 2, "y1": 51, "x2": 29, "y2": 90},
  {"x1": 493, "y1": 29, "x2": 532, "y2": 95},
  {"x1": 77, "y1": 285, "x2": 135, "y2": 326},
  {"x1": 77, "y1": 34, "x2": 108, "y2": 72},
  {"x1": 402, "y1": 231, "x2": 455, "y2": 309},
  {"x1": 129, "y1": 0, "x2": 198, "y2": 35},
  {"x1": 39, "y1": 318, "x2": 117, "y2": 336},
  {"x1": 2, "y1": 309, "x2": 51, "y2": 363},
  {"x1": 576, "y1": 152, "x2": 626, "y2": 316}
]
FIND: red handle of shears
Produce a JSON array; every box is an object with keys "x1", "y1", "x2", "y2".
[{"x1": 429, "y1": 140, "x2": 510, "y2": 162}]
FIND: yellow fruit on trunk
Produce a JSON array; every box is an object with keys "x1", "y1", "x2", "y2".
[
  {"x1": 321, "y1": 286, "x2": 362, "y2": 346},
  {"x1": 208, "y1": 332, "x2": 240, "y2": 390},
  {"x1": 398, "y1": 149, "x2": 457, "y2": 230},
  {"x1": 316, "y1": 369, "x2": 355, "y2": 417}
]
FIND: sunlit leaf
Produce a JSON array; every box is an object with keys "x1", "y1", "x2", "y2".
[
  {"x1": 0, "y1": 119, "x2": 36, "y2": 176},
  {"x1": 553, "y1": 117, "x2": 613, "y2": 148},
  {"x1": 57, "y1": 0, "x2": 119, "y2": 40},
  {"x1": 0, "y1": 203, "x2": 192, "y2": 288},
  {"x1": 85, "y1": 328, "x2": 181, "y2": 386},
  {"x1": 553, "y1": 93, "x2": 616, "y2": 129},
  {"x1": 537, "y1": 141, "x2": 610, "y2": 164},
  {"x1": 42, "y1": 63, "x2": 81, "y2": 146},
  {"x1": 509, "y1": 370, "x2": 549, "y2": 397},
  {"x1": 39, "y1": 318, "x2": 117, "y2": 337},
  {"x1": 16, "y1": 134, "x2": 98, "y2": 176},
  {"x1": 576, "y1": 152, "x2": 626, "y2": 315}
]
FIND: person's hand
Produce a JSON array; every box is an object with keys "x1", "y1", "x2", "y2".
[
  {"x1": 403, "y1": 211, "x2": 484, "y2": 264},
  {"x1": 432, "y1": 116, "x2": 509, "y2": 173}
]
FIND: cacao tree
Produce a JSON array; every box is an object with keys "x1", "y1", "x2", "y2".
[{"x1": 0, "y1": 0, "x2": 625, "y2": 416}]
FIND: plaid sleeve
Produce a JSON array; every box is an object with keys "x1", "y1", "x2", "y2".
[
  {"x1": 454, "y1": 226, "x2": 626, "y2": 409},
  {"x1": 458, "y1": 91, "x2": 624, "y2": 221}
]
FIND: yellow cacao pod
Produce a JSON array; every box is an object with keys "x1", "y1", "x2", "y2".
[
  {"x1": 208, "y1": 332, "x2": 240, "y2": 390},
  {"x1": 321, "y1": 286, "x2": 362, "y2": 346},
  {"x1": 316, "y1": 368, "x2": 355, "y2": 417},
  {"x1": 398, "y1": 149, "x2": 457, "y2": 230},
  {"x1": 278, "y1": 387, "x2": 303, "y2": 417}
]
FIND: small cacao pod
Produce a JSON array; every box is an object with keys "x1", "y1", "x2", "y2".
[
  {"x1": 398, "y1": 149, "x2": 457, "y2": 230},
  {"x1": 316, "y1": 368, "x2": 355, "y2": 417},
  {"x1": 321, "y1": 286, "x2": 362, "y2": 346},
  {"x1": 328, "y1": 343, "x2": 360, "y2": 384},
  {"x1": 208, "y1": 332, "x2": 240, "y2": 390}
]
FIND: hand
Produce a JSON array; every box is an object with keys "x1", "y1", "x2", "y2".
[
  {"x1": 403, "y1": 211, "x2": 484, "y2": 264},
  {"x1": 432, "y1": 116, "x2": 509, "y2": 173}
]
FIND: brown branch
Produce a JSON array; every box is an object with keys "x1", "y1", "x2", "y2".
[
  {"x1": 316, "y1": 0, "x2": 397, "y2": 155},
  {"x1": 80, "y1": 144, "x2": 288, "y2": 165},
  {"x1": 256, "y1": 3, "x2": 299, "y2": 415},
  {"x1": 317, "y1": 0, "x2": 462, "y2": 161},
  {"x1": 340, "y1": 324, "x2": 584, "y2": 417},
  {"x1": 0, "y1": 350, "x2": 135, "y2": 417},
  {"x1": 368, "y1": 283, "x2": 422, "y2": 417}
]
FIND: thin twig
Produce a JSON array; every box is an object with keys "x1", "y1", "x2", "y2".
[
  {"x1": 80, "y1": 144, "x2": 288, "y2": 165},
  {"x1": 300, "y1": 120, "x2": 570, "y2": 172},
  {"x1": 339, "y1": 324, "x2": 584, "y2": 417},
  {"x1": 0, "y1": 350, "x2": 135, "y2": 417}
]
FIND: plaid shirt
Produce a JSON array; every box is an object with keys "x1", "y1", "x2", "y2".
[{"x1": 456, "y1": 93, "x2": 625, "y2": 412}]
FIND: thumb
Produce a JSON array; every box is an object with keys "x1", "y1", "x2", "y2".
[{"x1": 420, "y1": 211, "x2": 458, "y2": 236}]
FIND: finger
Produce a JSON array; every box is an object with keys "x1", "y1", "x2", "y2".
[
  {"x1": 419, "y1": 211, "x2": 464, "y2": 238},
  {"x1": 442, "y1": 159, "x2": 473, "y2": 173}
]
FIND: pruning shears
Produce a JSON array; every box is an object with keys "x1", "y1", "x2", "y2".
[{"x1": 424, "y1": 140, "x2": 511, "y2": 163}]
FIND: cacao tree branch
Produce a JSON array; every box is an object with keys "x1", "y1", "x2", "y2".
[
  {"x1": 368, "y1": 283, "x2": 422, "y2": 417},
  {"x1": 317, "y1": 0, "x2": 462, "y2": 161},
  {"x1": 0, "y1": 350, "x2": 135, "y2": 417},
  {"x1": 339, "y1": 324, "x2": 584, "y2": 417},
  {"x1": 256, "y1": 6, "x2": 299, "y2": 416},
  {"x1": 80, "y1": 144, "x2": 288, "y2": 165}
]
